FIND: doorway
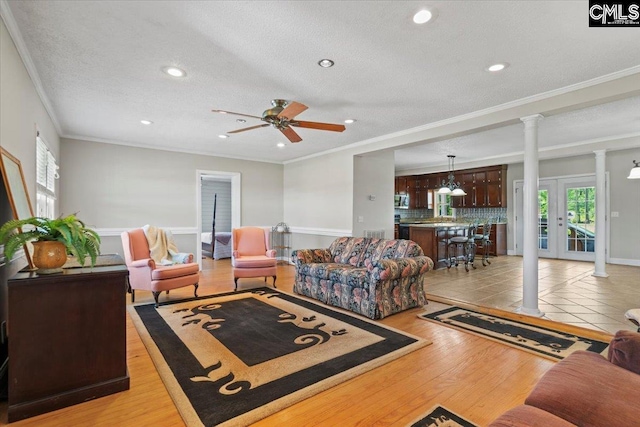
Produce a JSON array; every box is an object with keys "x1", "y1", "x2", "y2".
[
  {"x1": 196, "y1": 170, "x2": 241, "y2": 270},
  {"x1": 515, "y1": 174, "x2": 606, "y2": 262}
]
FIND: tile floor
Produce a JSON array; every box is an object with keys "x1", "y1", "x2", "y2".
[{"x1": 426, "y1": 256, "x2": 640, "y2": 334}]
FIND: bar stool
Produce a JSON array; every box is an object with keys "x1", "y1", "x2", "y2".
[
  {"x1": 447, "y1": 223, "x2": 477, "y2": 272},
  {"x1": 473, "y1": 217, "x2": 493, "y2": 266}
]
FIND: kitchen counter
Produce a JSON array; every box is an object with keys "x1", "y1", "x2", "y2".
[{"x1": 408, "y1": 222, "x2": 507, "y2": 269}]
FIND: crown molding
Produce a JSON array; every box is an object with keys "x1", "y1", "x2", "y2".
[
  {"x1": 0, "y1": 0, "x2": 62, "y2": 135},
  {"x1": 285, "y1": 65, "x2": 640, "y2": 165}
]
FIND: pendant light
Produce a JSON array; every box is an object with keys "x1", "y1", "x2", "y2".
[
  {"x1": 628, "y1": 160, "x2": 640, "y2": 179},
  {"x1": 438, "y1": 155, "x2": 466, "y2": 196}
]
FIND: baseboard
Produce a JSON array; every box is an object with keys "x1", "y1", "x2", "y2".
[{"x1": 608, "y1": 258, "x2": 640, "y2": 267}]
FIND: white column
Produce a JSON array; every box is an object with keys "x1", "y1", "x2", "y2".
[
  {"x1": 593, "y1": 150, "x2": 608, "y2": 277},
  {"x1": 517, "y1": 114, "x2": 544, "y2": 317}
]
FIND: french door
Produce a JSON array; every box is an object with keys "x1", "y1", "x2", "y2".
[{"x1": 515, "y1": 175, "x2": 598, "y2": 261}]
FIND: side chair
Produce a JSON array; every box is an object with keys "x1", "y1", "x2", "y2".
[
  {"x1": 121, "y1": 228, "x2": 199, "y2": 307},
  {"x1": 232, "y1": 226, "x2": 277, "y2": 291}
]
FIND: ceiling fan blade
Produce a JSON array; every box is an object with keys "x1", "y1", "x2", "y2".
[
  {"x1": 228, "y1": 124, "x2": 270, "y2": 134},
  {"x1": 277, "y1": 101, "x2": 308, "y2": 120},
  {"x1": 212, "y1": 109, "x2": 262, "y2": 120},
  {"x1": 291, "y1": 120, "x2": 346, "y2": 132},
  {"x1": 280, "y1": 127, "x2": 302, "y2": 143}
]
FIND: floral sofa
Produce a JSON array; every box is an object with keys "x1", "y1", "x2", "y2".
[{"x1": 292, "y1": 237, "x2": 434, "y2": 319}]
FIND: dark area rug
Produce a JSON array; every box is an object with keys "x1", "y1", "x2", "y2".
[
  {"x1": 409, "y1": 405, "x2": 477, "y2": 427},
  {"x1": 129, "y1": 287, "x2": 429, "y2": 427},
  {"x1": 421, "y1": 306, "x2": 609, "y2": 360}
]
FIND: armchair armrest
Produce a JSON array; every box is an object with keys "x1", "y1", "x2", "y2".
[
  {"x1": 608, "y1": 330, "x2": 640, "y2": 375},
  {"x1": 266, "y1": 249, "x2": 277, "y2": 258},
  {"x1": 291, "y1": 249, "x2": 332, "y2": 267},
  {"x1": 130, "y1": 258, "x2": 156, "y2": 269},
  {"x1": 366, "y1": 256, "x2": 434, "y2": 281}
]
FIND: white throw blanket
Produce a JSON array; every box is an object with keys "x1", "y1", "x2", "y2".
[{"x1": 142, "y1": 225, "x2": 190, "y2": 265}]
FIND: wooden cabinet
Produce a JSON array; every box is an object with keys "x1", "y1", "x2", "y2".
[
  {"x1": 395, "y1": 176, "x2": 408, "y2": 194},
  {"x1": 411, "y1": 175, "x2": 433, "y2": 209},
  {"x1": 451, "y1": 165, "x2": 507, "y2": 208},
  {"x1": 491, "y1": 223, "x2": 507, "y2": 256},
  {"x1": 394, "y1": 224, "x2": 399, "y2": 239},
  {"x1": 396, "y1": 165, "x2": 506, "y2": 209},
  {"x1": 7, "y1": 259, "x2": 130, "y2": 422}
]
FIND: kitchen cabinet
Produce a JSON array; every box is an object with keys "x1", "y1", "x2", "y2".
[
  {"x1": 395, "y1": 176, "x2": 408, "y2": 194},
  {"x1": 410, "y1": 176, "x2": 433, "y2": 209},
  {"x1": 451, "y1": 165, "x2": 507, "y2": 208},
  {"x1": 396, "y1": 165, "x2": 505, "y2": 209},
  {"x1": 394, "y1": 224, "x2": 399, "y2": 239}
]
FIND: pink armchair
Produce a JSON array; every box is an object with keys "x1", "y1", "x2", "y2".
[
  {"x1": 121, "y1": 228, "x2": 199, "y2": 307},
  {"x1": 232, "y1": 226, "x2": 277, "y2": 290}
]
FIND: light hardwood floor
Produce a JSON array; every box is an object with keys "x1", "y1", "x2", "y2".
[{"x1": 2, "y1": 256, "x2": 632, "y2": 426}]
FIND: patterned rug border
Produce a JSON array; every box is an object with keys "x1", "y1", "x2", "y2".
[
  {"x1": 419, "y1": 306, "x2": 609, "y2": 361},
  {"x1": 407, "y1": 404, "x2": 478, "y2": 427},
  {"x1": 129, "y1": 287, "x2": 431, "y2": 427}
]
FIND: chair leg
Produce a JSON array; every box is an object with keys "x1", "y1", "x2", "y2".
[
  {"x1": 272, "y1": 276, "x2": 277, "y2": 288},
  {"x1": 166, "y1": 290, "x2": 169, "y2": 295},
  {"x1": 234, "y1": 277, "x2": 239, "y2": 291},
  {"x1": 152, "y1": 291, "x2": 161, "y2": 308},
  {"x1": 194, "y1": 283, "x2": 199, "y2": 298},
  {"x1": 131, "y1": 289, "x2": 135, "y2": 303}
]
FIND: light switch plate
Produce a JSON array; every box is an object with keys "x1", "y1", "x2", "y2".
[{"x1": 611, "y1": 211, "x2": 619, "y2": 217}]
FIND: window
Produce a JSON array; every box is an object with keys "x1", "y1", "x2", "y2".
[{"x1": 36, "y1": 134, "x2": 58, "y2": 219}]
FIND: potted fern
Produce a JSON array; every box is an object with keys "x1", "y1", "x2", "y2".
[{"x1": 0, "y1": 214, "x2": 101, "y2": 272}]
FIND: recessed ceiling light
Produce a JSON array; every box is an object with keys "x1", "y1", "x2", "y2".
[
  {"x1": 486, "y1": 63, "x2": 509, "y2": 72},
  {"x1": 140, "y1": 120, "x2": 153, "y2": 125},
  {"x1": 162, "y1": 66, "x2": 186, "y2": 77},
  {"x1": 318, "y1": 59, "x2": 334, "y2": 68},
  {"x1": 236, "y1": 119, "x2": 246, "y2": 123},
  {"x1": 344, "y1": 119, "x2": 356, "y2": 124},
  {"x1": 277, "y1": 142, "x2": 285, "y2": 148},
  {"x1": 413, "y1": 9, "x2": 434, "y2": 24},
  {"x1": 218, "y1": 134, "x2": 229, "y2": 139}
]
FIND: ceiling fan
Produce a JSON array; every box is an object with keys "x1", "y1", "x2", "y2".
[{"x1": 212, "y1": 99, "x2": 346, "y2": 143}]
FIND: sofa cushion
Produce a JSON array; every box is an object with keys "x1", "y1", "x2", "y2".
[
  {"x1": 488, "y1": 405, "x2": 576, "y2": 427},
  {"x1": 329, "y1": 237, "x2": 369, "y2": 267},
  {"x1": 363, "y1": 239, "x2": 424, "y2": 264},
  {"x1": 608, "y1": 329, "x2": 640, "y2": 375},
  {"x1": 525, "y1": 350, "x2": 640, "y2": 426},
  {"x1": 298, "y1": 263, "x2": 368, "y2": 288}
]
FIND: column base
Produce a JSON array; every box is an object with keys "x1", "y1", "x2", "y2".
[
  {"x1": 592, "y1": 271, "x2": 609, "y2": 278},
  {"x1": 515, "y1": 305, "x2": 545, "y2": 317}
]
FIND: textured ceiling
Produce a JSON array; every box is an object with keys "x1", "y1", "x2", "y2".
[{"x1": 4, "y1": 1, "x2": 640, "y2": 165}]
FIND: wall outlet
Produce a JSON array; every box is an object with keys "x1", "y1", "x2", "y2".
[
  {"x1": 611, "y1": 211, "x2": 619, "y2": 218},
  {"x1": 357, "y1": 216, "x2": 364, "y2": 223}
]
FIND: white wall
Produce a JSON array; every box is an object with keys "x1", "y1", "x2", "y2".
[
  {"x1": 60, "y1": 138, "x2": 284, "y2": 254},
  {"x1": 284, "y1": 150, "x2": 354, "y2": 250},
  {"x1": 352, "y1": 151, "x2": 395, "y2": 239},
  {"x1": 0, "y1": 19, "x2": 60, "y2": 212}
]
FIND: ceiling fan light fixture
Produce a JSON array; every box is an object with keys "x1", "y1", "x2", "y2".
[
  {"x1": 236, "y1": 119, "x2": 246, "y2": 123},
  {"x1": 140, "y1": 120, "x2": 153, "y2": 125},
  {"x1": 628, "y1": 160, "x2": 640, "y2": 179},
  {"x1": 162, "y1": 66, "x2": 186, "y2": 77},
  {"x1": 486, "y1": 62, "x2": 509, "y2": 72},
  {"x1": 344, "y1": 119, "x2": 356, "y2": 124},
  {"x1": 277, "y1": 142, "x2": 285, "y2": 148},
  {"x1": 218, "y1": 134, "x2": 229, "y2": 139},
  {"x1": 318, "y1": 59, "x2": 334, "y2": 68}
]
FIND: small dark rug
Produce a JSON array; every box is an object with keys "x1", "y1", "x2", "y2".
[
  {"x1": 409, "y1": 405, "x2": 477, "y2": 427},
  {"x1": 129, "y1": 287, "x2": 429, "y2": 427},
  {"x1": 421, "y1": 306, "x2": 609, "y2": 360}
]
